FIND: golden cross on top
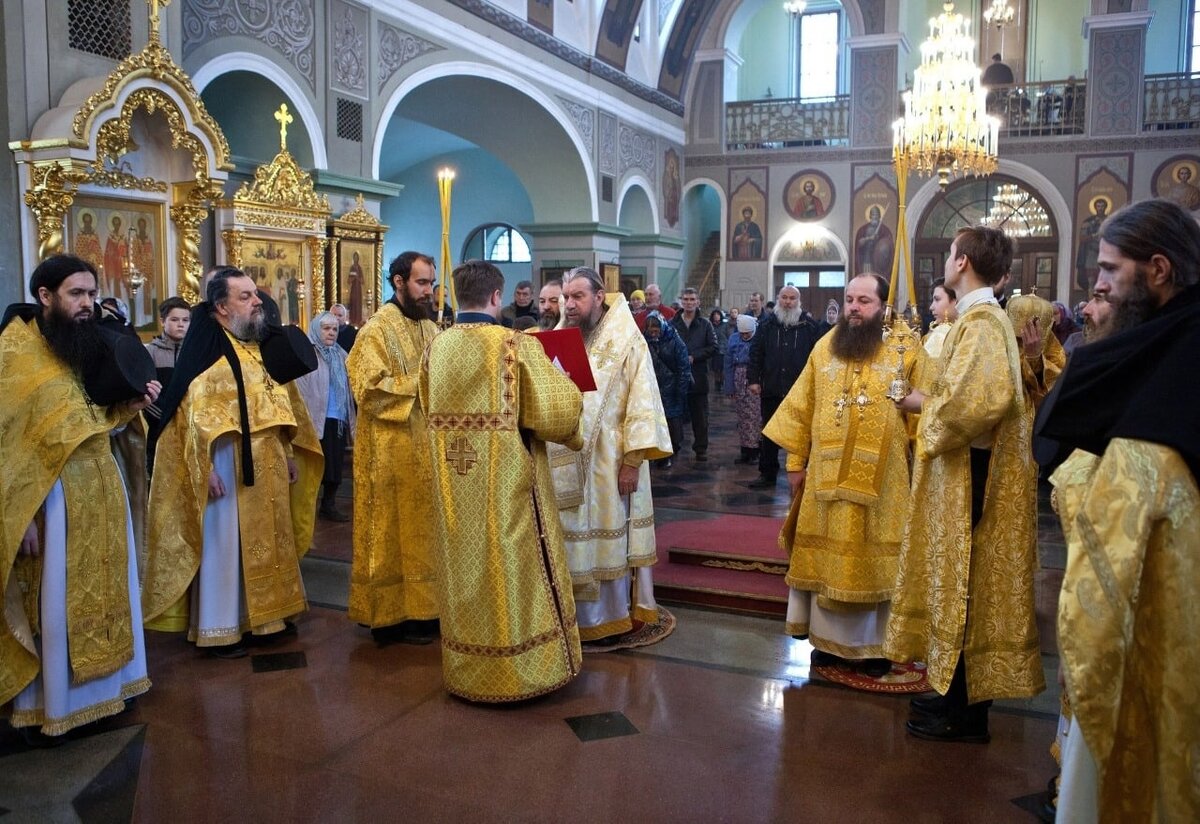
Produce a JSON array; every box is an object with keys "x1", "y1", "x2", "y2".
[
  {"x1": 445, "y1": 435, "x2": 478, "y2": 476},
  {"x1": 274, "y1": 104, "x2": 294, "y2": 152},
  {"x1": 147, "y1": 0, "x2": 171, "y2": 42}
]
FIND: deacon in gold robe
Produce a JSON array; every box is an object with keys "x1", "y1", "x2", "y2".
[
  {"x1": 346, "y1": 251, "x2": 440, "y2": 644},
  {"x1": 1, "y1": 255, "x2": 158, "y2": 738},
  {"x1": 1035, "y1": 199, "x2": 1200, "y2": 823},
  {"x1": 420, "y1": 260, "x2": 584, "y2": 702},
  {"x1": 144, "y1": 267, "x2": 322, "y2": 658},
  {"x1": 763, "y1": 274, "x2": 918, "y2": 675},
  {"x1": 555, "y1": 267, "x2": 673, "y2": 642},
  {"x1": 888, "y1": 227, "x2": 1043, "y2": 744}
]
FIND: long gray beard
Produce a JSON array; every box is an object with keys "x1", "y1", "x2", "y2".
[
  {"x1": 538, "y1": 311, "x2": 559, "y2": 330},
  {"x1": 774, "y1": 305, "x2": 803, "y2": 327},
  {"x1": 230, "y1": 313, "x2": 267, "y2": 342}
]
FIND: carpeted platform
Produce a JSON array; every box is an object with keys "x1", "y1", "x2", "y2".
[{"x1": 656, "y1": 513, "x2": 785, "y2": 561}]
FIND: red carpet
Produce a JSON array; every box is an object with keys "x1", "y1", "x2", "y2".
[{"x1": 655, "y1": 514, "x2": 785, "y2": 561}]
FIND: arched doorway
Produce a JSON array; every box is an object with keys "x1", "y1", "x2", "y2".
[
  {"x1": 914, "y1": 175, "x2": 1058, "y2": 308},
  {"x1": 616, "y1": 181, "x2": 657, "y2": 297},
  {"x1": 771, "y1": 225, "x2": 847, "y2": 314},
  {"x1": 681, "y1": 180, "x2": 724, "y2": 306}
]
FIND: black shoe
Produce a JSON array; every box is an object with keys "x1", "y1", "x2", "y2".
[
  {"x1": 207, "y1": 642, "x2": 248, "y2": 659},
  {"x1": 20, "y1": 726, "x2": 66, "y2": 748},
  {"x1": 246, "y1": 621, "x2": 298, "y2": 646},
  {"x1": 790, "y1": 633, "x2": 809, "y2": 641},
  {"x1": 319, "y1": 506, "x2": 350, "y2": 523},
  {"x1": 810, "y1": 649, "x2": 844, "y2": 668},
  {"x1": 859, "y1": 658, "x2": 893, "y2": 678},
  {"x1": 401, "y1": 619, "x2": 440, "y2": 645},
  {"x1": 370, "y1": 624, "x2": 407, "y2": 645},
  {"x1": 694, "y1": 453, "x2": 708, "y2": 462},
  {"x1": 909, "y1": 693, "x2": 949, "y2": 718},
  {"x1": 905, "y1": 713, "x2": 990, "y2": 744},
  {"x1": 660, "y1": 458, "x2": 673, "y2": 469},
  {"x1": 748, "y1": 475, "x2": 777, "y2": 489}
]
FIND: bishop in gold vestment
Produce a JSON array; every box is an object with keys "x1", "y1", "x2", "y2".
[
  {"x1": 554, "y1": 273, "x2": 672, "y2": 642},
  {"x1": 2, "y1": 256, "x2": 155, "y2": 736},
  {"x1": 144, "y1": 271, "x2": 322, "y2": 652},
  {"x1": 346, "y1": 259, "x2": 440, "y2": 637},
  {"x1": 420, "y1": 261, "x2": 585, "y2": 702},
  {"x1": 763, "y1": 274, "x2": 917, "y2": 663}
]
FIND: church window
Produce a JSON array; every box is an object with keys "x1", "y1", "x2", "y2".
[
  {"x1": 463, "y1": 225, "x2": 533, "y2": 264},
  {"x1": 797, "y1": 10, "x2": 840, "y2": 99}
]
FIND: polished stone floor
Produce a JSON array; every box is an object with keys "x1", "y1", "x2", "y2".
[{"x1": 1, "y1": 391, "x2": 1064, "y2": 822}]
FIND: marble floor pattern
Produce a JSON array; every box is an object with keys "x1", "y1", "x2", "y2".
[{"x1": 2, "y1": 392, "x2": 1064, "y2": 822}]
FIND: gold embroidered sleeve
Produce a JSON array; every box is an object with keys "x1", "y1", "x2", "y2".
[
  {"x1": 347, "y1": 322, "x2": 418, "y2": 424},
  {"x1": 516, "y1": 335, "x2": 584, "y2": 449},
  {"x1": 920, "y1": 313, "x2": 1017, "y2": 457}
]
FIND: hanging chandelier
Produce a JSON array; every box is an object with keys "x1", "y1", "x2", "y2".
[
  {"x1": 982, "y1": 183, "x2": 1051, "y2": 237},
  {"x1": 983, "y1": 0, "x2": 1015, "y2": 28},
  {"x1": 892, "y1": 2, "x2": 999, "y2": 190}
]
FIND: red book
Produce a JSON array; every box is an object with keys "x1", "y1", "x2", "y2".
[{"x1": 530, "y1": 327, "x2": 597, "y2": 392}]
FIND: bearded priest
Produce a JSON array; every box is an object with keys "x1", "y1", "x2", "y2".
[{"x1": 763, "y1": 273, "x2": 919, "y2": 677}]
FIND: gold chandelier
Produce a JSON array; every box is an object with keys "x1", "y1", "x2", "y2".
[
  {"x1": 983, "y1": 0, "x2": 1015, "y2": 28},
  {"x1": 892, "y1": 2, "x2": 999, "y2": 191}
]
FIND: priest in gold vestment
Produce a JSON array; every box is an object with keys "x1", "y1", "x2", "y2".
[
  {"x1": 144, "y1": 268, "x2": 322, "y2": 657},
  {"x1": 420, "y1": 260, "x2": 585, "y2": 702},
  {"x1": 555, "y1": 268, "x2": 673, "y2": 642},
  {"x1": 1035, "y1": 199, "x2": 1200, "y2": 823},
  {"x1": 346, "y1": 251, "x2": 440, "y2": 644},
  {"x1": 763, "y1": 274, "x2": 917, "y2": 676},
  {"x1": 887, "y1": 227, "x2": 1043, "y2": 744},
  {"x1": 1, "y1": 255, "x2": 157, "y2": 737}
]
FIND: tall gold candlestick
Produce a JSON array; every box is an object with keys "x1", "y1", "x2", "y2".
[{"x1": 437, "y1": 167, "x2": 456, "y2": 326}]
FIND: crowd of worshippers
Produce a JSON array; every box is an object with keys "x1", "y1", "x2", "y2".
[{"x1": 2, "y1": 199, "x2": 1195, "y2": 823}]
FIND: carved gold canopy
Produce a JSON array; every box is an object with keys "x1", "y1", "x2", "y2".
[{"x1": 9, "y1": 0, "x2": 231, "y2": 305}]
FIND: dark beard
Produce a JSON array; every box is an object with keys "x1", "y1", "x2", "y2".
[
  {"x1": 394, "y1": 290, "x2": 434, "y2": 322},
  {"x1": 829, "y1": 312, "x2": 885, "y2": 362},
  {"x1": 39, "y1": 305, "x2": 105, "y2": 378},
  {"x1": 538, "y1": 311, "x2": 559, "y2": 330},
  {"x1": 1104, "y1": 271, "x2": 1157, "y2": 338}
]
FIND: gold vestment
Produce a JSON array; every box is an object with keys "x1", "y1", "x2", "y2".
[
  {"x1": 143, "y1": 336, "x2": 323, "y2": 633},
  {"x1": 420, "y1": 322, "x2": 584, "y2": 702},
  {"x1": 0, "y1": 318, "x2": 138, "y2": 704},
  {"x1": 884, "y1": 303, "x2": 1044, "y2": 702},
  {"x1": 549, "y1": 295, "x2": 671, "y2": 636},
  {"x1": 1053, "y1": 442, "x2": 1199, "y2": 824},
  {"x1": 346, "y1": 304, "x2": 439, "y2": 627},
  {"x1": 763, "y1": 335, "x2": 917, "y2": 617}
]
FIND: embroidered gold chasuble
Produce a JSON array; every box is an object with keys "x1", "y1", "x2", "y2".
[
  {"x1": 1052, "y1": 443, "x2": 1199, "y2": 824},
  {"x1": 346, "y1": 304, "x2": 439, "y2": 627},
  {"x1": 420, "y1": 323, "x2": 585, "y2": 702},
  {"x1": 0, "y1": 318, "x2": 140, "y2": 705},
  {"x1": 884, "y1": 303, "x2": 1044, "y2": 703},
  {"x1": 763, "y1": 335, "x2": 918, "y2": 616},
  {"x1": 549, "y1": 296, "x2": 672, "y2": 620},
  {"x1": 142, "y1": 336, "x2": 323, "y2": 633}
]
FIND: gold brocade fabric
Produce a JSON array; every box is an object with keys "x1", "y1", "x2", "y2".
[
  {"x1": 0, "y1": 318, "x2": 136, "y2": 704},
  {"x1": 1053, "y1": 442, "x2": 1200, "y2": 824},
  {"x1": 346, "y1": 305, "x2": 440, "y2": 627},
  {"x1": 884, "y1": 304, "x2": 1044, "y2": 703},
  {"x1": 143, "y1": 335, "x2": 323, "y2": 628},
  {"x1": 921, "y1": 322, "x2": 953, "y2": 364},
  {"x1": 420, "y1": 323, "x2": 584, "y2": 702},
  {"x1": 762, "y1": 336, "x2": 917, "y2": 604},
  {"x1": 549, "y1": 295, "x2": 672, "y2": 587}
]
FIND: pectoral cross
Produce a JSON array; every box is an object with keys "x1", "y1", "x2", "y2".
[
  {"x1": 445, "y1": 435, "x2": 478, "y2": 476},
  {"x1": 274, "y1": 104, "x2": 293, "y2": 152},
  {"x1": 833, "y1": 395, "x2": 849, "y2": 425}
]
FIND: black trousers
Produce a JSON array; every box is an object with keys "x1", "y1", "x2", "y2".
[
  {"x1": 321, "y1": 417, "x2": 347, "y2": 488},
  {"x1": 758, "y1": 395, "x2": 784, "y2": 478},
  {"x1": 666, "y1": 417, "x2": 684, "y2": 457},
  {"x1": 687, "y1": 392, "x2": 709, "y2": 455},
  {"x1": 944, "y1": 447, "x2": 995, "y2": 718}
]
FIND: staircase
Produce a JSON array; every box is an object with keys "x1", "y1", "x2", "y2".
[{"x1": 687, "y1": 231, "x2": 722, "y2": 308}]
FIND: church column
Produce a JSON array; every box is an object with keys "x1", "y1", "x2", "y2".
[
  {"x1": 619, "y1": 235, "x2": 686, "y2": 300},
  {"x1": 846, "y1": 34, "x2": 907, "y2": 149},
  {"x1": 1081, "y1": 11, "x2": 1154, "y2": 137},
  {"x1": 522, "y1": 223, "x2": 630, "y2": 283}
]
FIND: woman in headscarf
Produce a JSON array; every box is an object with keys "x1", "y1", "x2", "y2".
[
  {"x1": 723, "y1": 313, "x2": 761, "y2": 464},
  {"x1": 296, "y1": 311, "x2": 357, "y2": 521},
  {"x1": 1050, "y1": 300, "x2": 1078, "y2": 345},
  {"x1": 643, "y1": 311, "x2": 691, "y2": 469}
]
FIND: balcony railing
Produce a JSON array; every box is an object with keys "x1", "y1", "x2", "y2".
[
  {"x1": 1144, "y1": 72, "x2": 1200, "y2": 130},
  {"x1": 726, "y1": 95, "x2": 850, "y2": 150},
  {"x1": 985, "y1": 79, "x2": 1087, "y2": 137}
]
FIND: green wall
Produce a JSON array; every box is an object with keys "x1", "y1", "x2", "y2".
[
  {"x1": 1145, "y1": 0, "x2": 1188, "y2": 75},
  {"x1": 1028, "y1": 0, "x2": 1089, "y2": 82},
  {"x1": 737, "y1": 5, "x2": 792, "y2": 101}
]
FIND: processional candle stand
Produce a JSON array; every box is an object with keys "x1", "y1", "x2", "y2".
[
  {"x1": 886, "y1": 1, "x2": 1000, "y2": 402},
  {"x1": 123, "y1": 228, "x2": 146, "y2": 327},
  {"x1": 436, "y1": 167, "x2": 457, "y2": 329}
]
